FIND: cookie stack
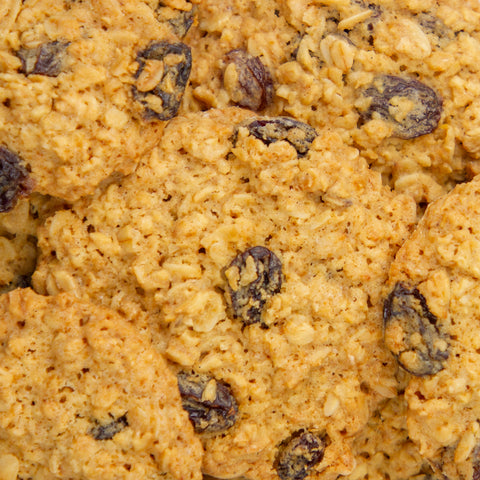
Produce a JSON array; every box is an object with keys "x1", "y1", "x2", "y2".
[{"x1": 1, "y1": 1, "x2": 480, "y2": 479}]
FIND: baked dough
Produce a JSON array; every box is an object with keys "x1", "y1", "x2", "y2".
[
  {"x1": 0, "y1": 0, "x2": 196, "y2": 201},
  {"x1": 187, "y1": 0, "x2": 480, "y2": 203},
  {"x1": 33, "y1": 108, "x2": 417, "y2": 479},
  {"x1": 384, "y1": 176, "x2": 480, "y2": 480},
  {"x1": 0, "y1": 288, "x2": 203, "y2": 480}
]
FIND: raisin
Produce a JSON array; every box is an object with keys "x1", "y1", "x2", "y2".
[
  {"x1": 383, "y1": 282, "x2": 450, "y2": 376},
  {"x1": 0, "y1": 275, "x2": 33, "y2": 295},
  {"x1": 17, "y1": 41, "x2": 69, "y2": 77},
  {"x1": 177, "y1": 371, "x2": 238, "y2": 434},
  {"x1": 170, "y1": 9, "x2": 196, "y2": 37},
  {"x1": 223, "y1": 246, "x2": 283, "y2": 327},
  {"x1": 274, "y1": 430, "x2": 326, "y2": 480},
  {"x1": 133, "y1": 41, "x2": 192, "y2": 120},
  {"x1": 409, "y1": 475, "x2": 442, "y2": 480},
  {"x1": 156, "y1": 2, "x2": 196, "y2": 38},
  {"x1": 346, "y1": 1, "x2": 383, "y2": 44},
  {"x1": 173, "y1": 10, "x2": 196, "y2": 37},
  {"x1": 14, "y1": 275, "x2": 32, "y2": 289},
  {"x1": 469, "y1": 443, "x2": 480, "y2": 480},
  {"x1": 223, "y1": 49, "x2": 274, "y2": 111},
  {"x1": 357, "y1": 75, "x2": 442, "y2": 139},
  {"x1": 89, "y1": 414, "x2": 128, "y2": 440},
  {"x1": 237, "y1": 118, "x2": 317, "y2": 156},
  {"x1": 0, "y1": 146, "x2": 33, "y2": 213},
  {"x1": 416, "y1": 13, "x2": 453, "y2": 47},
  {"x1": 351, "y1": 0, "x2": 382, "y2": 19}
]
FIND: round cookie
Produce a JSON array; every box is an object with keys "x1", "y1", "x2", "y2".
[
  {"x1": 383, "y1": 176, "x2": 480, "y2": 480},
  {"x1": 0, "y1": 0, "x2": 196, "y2": 202},
  {"x1": 186, "y1": 0, "x2": 480, "y2": 203},
  {"x1": 32, "y1": 108, "x2": 417, "y2": 480},
  {"x1": 0, "y1": 287, "x2": 203, "y2": 480}
]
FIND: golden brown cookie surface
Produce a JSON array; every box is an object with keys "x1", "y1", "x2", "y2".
[
  {"x1": 345, "y1": 394, "x2": 435, "y2": 480},
  {"x1": 187, "y1": 0, "x2": 480, "y2": 203},
  {"x1": 384, "y1": 176, "x2": 480, "y2": 480},
  {"x1": 0, "y1": 0, "x2": 197, "y2": 201},
  {"x1": 4, "y1": 1, "x2": 475, "y2": 478},
  {"x1": 0, "y1": 288, "x2": 203, "y2": 480},
  {"x1": 33, "y1": 108, "x2": 417, "y2": 480},
  {"x1": 0, "y1": 193, "x2": 67, "y2": 293}
]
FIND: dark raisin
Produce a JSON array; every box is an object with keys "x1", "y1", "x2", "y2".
[
  {"x1": 409, "y1": 476, "x2": 442, "y2": 480},
  {"x1": 470, "y1": 443, "x2": 480, "y2": 480},
  {"x1": 15, "y1": 275, "x2": 32, "y2": 289},
  {"x1": 367, "y1": 2, "x2": 382, "y2": 18},
  {"x1": 223, "y1": 49, "x2": 274, "y2": 111},
  {"x1": 223, "y1": 246, "x2": 283, "y2": 327},
  {"x1": 0, "y1": 274, "x2": 33, "y2": 295},
  {"x1": 415, "y1": 13, "x2": 453, "y2": 48},
  {"x1": 89, "y1": 414, "x2": 128, "y2": 440},
  {"x1": 170, "y1": 9, "x2": 196, "y2": 37},
  {"x1": 0, "y1": 146, "x2": 33, "y2": 213},
  {"x1": 173, "y1": 9, "x2": 196, "y2": 37},
  {"x1": 430, "y1": 447, "x2": 470, "y2": 480},
  {"x1": 325, "y1": 8, "x2": 340, "y2": 29},
  {"x1": 474, "y1": 464, "x2": 480, "y2": 480},
  {"x1": 274, "y1": 430, "x2": 326, "y2": 480},
  {"x1": 236, "y1": 118, "x2": 317, "y2": 156},
  {"x1": 345, "y1": 1, "x2": 383, "y2": 44},
  {"x1": 17, "y1": 41, "x2": 69, "y2": 77},
  {"x1": 357, "y1": 75, "x2": 442, "y2": 139},
  {"x1": 156, "y1": 2, "x2": 197, "y2": 38},
  {"x1": 383, "y1": 282, "x2": 450, "y2": 376},
  {"x1": 177, "y1": 371, "x2": 238, "y2": 434},
  {"x1": 351, "y1": 0, "x2": 382, "y2": 19},
  {"x1": 133, "y1": 41, "x2": 192, "y2": 121}
]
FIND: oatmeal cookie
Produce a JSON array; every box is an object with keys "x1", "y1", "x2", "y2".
[
  {"x1": 32, "y1": 108, "x2": 416, "y2": 480},
  {"x1": 0, "y1": 0, "x2": 197, "y2": 202},
  {"x1": 384, "y1": 176, "x2": 480, "y2": 480},
  {"x1": 187, "y1": 0, "x2": 480, "y2": 203},
  {"x1": 0, "y1": 288, "x2": 203, "y2": 480}
]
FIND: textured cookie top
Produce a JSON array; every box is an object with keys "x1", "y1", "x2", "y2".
[
  {"x1": 384, "y1": 176, "x2": 480, "y2": 480},
  {"x1": 0, "y1": 194, "x2": 67, "y2": 292},
  {"x1": 33, "y1": 108, "x2": 416, "y2": 480},
  {"x1": 186, "y1": 0, "x2": 480, "y2": 203},
  {"x1": 0, "y1": 198, "x2": 39, "y2": 290},
  {"x1": 0, "y1": 288, "x2": 203, "y2": 480},
  {"x1": 0, "y1": 0, "x2": 196, "y2": 201},
  {"x1": 345, "y1": 395, "x2": 434, "y2": 480}
]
